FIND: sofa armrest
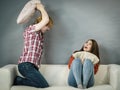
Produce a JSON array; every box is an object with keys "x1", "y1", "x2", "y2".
[
  {"x1": 109, "y1": 64, "x2": 120, "y2": 90},
  {"x1": 0, "y1": 64, "x2": 17, "y2": 90}
]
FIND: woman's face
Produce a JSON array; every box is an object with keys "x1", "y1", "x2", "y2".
[
  {"x1": 83, "y1": 40, "x2": 92, "y2": 52},
  {"x1": 41, "y1": 26, "x2": 50, "y2": 33}
]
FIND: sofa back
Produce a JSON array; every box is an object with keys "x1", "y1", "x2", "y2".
[{"x1": 39, "y1": 64, "x2": 109, "y2": 86}]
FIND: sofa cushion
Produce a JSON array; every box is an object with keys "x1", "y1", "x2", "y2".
[
  {"x1": 39, "y1": 64, "x2": 109, "y2": 86},
  {"x1": 39, "y1": 65, "x2": 69, "y2": 86},
  {"x1": 11, "y1": 86, "x2": 38, "y2": 90},
  {"x1": 11, "y1": 85, "x2": 113, "y2": 90},
  {"x1": 94, "y1": 65, "x2": 109, "y2": 85},
  {"x1": 16, "y1": 64, "x2": 109, "y2": 86}
]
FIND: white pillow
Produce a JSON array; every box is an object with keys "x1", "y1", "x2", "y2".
[
  {"x1": 72, "y1": 51, "x2": 99, "y2": 64},
  {"x1": 17, "y1": 0, "x2": 41, "y2": 24}
]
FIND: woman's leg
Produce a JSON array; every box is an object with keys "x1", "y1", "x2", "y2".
[
  {"x1": 68, "y1": 59, "x2": 83, "y2": 88},
  {"x1": 68, "y1": 67, "x2": 77, "y2": 87},
  {"x1": 14, "y1": 62, "x2": 49, "y2": 88},
  {"x1": 14, "y1": 76, "x2": 37, "y2": 87},
  {"x1": 87, "y1": 71, "x2": 94, "y2": 88},
  {"x1": 82, "y1": 59, "x2": 94, "y2": 89}
]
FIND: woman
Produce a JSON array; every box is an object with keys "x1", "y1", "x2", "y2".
[
  {"x1": 68, "y1": 39, "x2": 100, "y2": 89},
  {"x1": 13, "y1": 3, "x2": 53, "y2": 88}
]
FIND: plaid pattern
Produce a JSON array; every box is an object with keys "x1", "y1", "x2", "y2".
[{"x1": 18, "y1": 25, "x2": 44, "y2": 68}]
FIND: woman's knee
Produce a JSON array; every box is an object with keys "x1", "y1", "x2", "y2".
[
  {"x1": 72, "y1": 59, "x2": 82, "y2": 66},
  {"x1": 84, "y1": 59, "x2": 93, "y2": 67},
  {"x1": 84, "y1": 59, "x2": 92, "y2": 64}
]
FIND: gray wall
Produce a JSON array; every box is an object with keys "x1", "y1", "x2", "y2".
[{"x1": 0, "y1": 0, "x2": 120, "y2": 67}]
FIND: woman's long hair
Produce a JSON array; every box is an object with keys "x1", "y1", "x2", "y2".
[{"x1": 74, "y1": 39, "x2": 100, "y2": 59}]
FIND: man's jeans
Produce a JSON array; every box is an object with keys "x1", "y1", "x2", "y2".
[
  {"x1": 68, "y1": 58, "x2": 94, "y2": 88},
  {"x1": 14, "y1": 62, "x2": 49, "y2": 88}
]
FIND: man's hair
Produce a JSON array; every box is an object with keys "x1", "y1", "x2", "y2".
[{"x1": 35, "y1": 16, "x2": 53, "y2": 28}]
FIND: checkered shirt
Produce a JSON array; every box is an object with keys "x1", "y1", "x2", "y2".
[{"x1": 18, "y1": 25, "x2": 44, "y2": 68}]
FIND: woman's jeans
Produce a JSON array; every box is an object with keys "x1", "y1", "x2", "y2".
[
  {"x1": 14, "y1": 62, "x2": 49, "y2": 88},
  {"x1": 68, "y1": 58, "x2": 94, "y2": 88}
]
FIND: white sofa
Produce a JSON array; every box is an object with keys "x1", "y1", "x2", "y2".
[{"x1": 0, "y1": 64, "x2": 120, "y2": 90}]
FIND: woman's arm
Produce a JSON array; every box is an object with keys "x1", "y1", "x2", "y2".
[
  {"x1": 94, "y1": 63, "x2": 99, "y2": 74},
  {"x1": 34, "y1": 3, "x2": 49, "y2": 31},
  {"x1": 68, "y1": 55, "x2": 75, "y2": 69}
]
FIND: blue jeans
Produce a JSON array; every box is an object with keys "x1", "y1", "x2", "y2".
[
  {"x1": 14, "y1": 62, "x2": 49, "y2": 88},
  {"x1": 68, "y1": 58, "x2": 94, "y2": 88}
]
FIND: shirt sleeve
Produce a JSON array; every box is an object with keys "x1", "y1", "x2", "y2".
[{"x1": 68, "y1": 55, "x2": 75, "y2": 69}]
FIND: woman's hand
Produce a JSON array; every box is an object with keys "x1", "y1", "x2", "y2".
[
  {"x1": 34, "y1": 3, "x2": 49, "y2": 32},
  {"x1": 36, "y1": 3, "x2": 44, "y2": 10}
]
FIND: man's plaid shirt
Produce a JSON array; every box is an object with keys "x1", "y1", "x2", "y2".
[{"x1": 18, "y1": 25, "x2": 44, "y2": 68}]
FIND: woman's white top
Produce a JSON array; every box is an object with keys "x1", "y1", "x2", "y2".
[{"x1": 72, "y1": 51, "x2": 99, "y2": 64}]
